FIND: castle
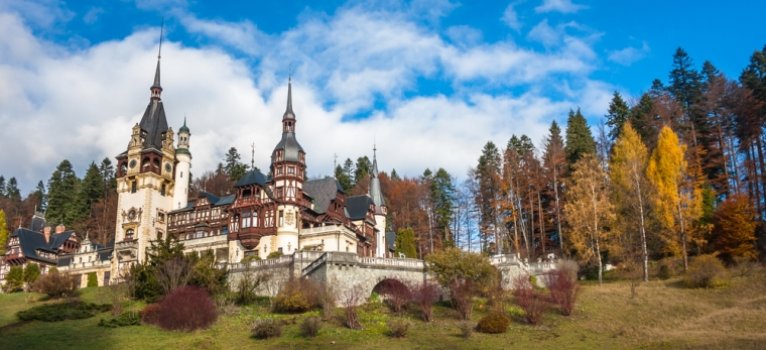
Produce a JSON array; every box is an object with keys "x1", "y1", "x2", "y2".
[{"x1": 1, "y1": 47, "x2": 393, "y2": 288}]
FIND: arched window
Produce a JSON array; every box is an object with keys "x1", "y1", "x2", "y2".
[{"x1": 125, "y1": 229, "x2": 135, "y2": 240}]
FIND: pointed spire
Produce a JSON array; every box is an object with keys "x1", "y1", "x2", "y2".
[
  {"x1": 369, "y1": 143, "x2": 385, "y2": 213},
  {"x1": 179, "y1": 116, "x2": 190, "y2": 133},
  {"x1": 150, "y1": 19, "x2": 164, "y2": 98},
  {"x1": 284, "y1": 76, "x2": 294, "y2": 119}
]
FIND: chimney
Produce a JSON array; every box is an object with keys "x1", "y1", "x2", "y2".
[
  {"x1": 44, "y1": 226, "x2": 52, "y2": 243},
  {"x1": 55, "y1": 224, "x2": 66, "y2": 234}
]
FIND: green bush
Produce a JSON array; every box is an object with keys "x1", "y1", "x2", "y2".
[
  {"x1": 98, "y1": 312, "x2": 141, "y2": 328},
  {"x1": 3, "y1": 266, "x2": 24, "y2": 293},
  {"x1": 23, "y1": 263, "x2": 41, "y2": 285},
  {"x1": 300, "y1": 316, "x2": 322, "y2": 337},
  {"x1": 251, "y1": 318, "x2": 283, "y2": 339},
  {"x1": 684, "y1": 255, "x2": 726, "y2": 288},
  {"x1": 266, "y1": 251, "x2": 283, "y2": 259},
  {"x1": 476, "y1": 310, "x2": 510, "y2": 334},
  {"x1": 87, "y1": 272, "x2": 98, "y2": 287},
  {"x1": 17, "y1": 301, "x2": 110, "y2": 322},
  {"x1": 386, "y1": 318, "x2": 410, "y2": 338}
]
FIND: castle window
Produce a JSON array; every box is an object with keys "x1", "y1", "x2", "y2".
[
  {"x1": 278, "y1": 210, "x2": 284, "y2": 226},
  {"x1": 276, "y1": 167, "x2": 283, "y2": 176},
  {"x1": 241, "y1": 211, "x2": 252, "y2": 228},
  {"x1": 160, "y1": 183, "x2": 166, "y2": 196},
  {"x1": 131, "y1": 180, "x2": 137, "y2": 193},
  {"x1": 125, "y1": 229, "x2": 134, "y2": 241},
  {"x1": 287, "y1": 166, "x2": 295, "y2": 175}
]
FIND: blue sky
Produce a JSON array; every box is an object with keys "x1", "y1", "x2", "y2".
[{"x1": 1, "y1": 0, "x2": 764, "y2": 192}]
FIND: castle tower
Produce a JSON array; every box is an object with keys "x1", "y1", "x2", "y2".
[
  {"x1": 269, "y1": 79, "x2": 305, "y2": 255},
  {"x1": 369, "y1": 146, "x2": 388, "y2": 257},
  {"x1": 112, "y1": 39, "x2": 176, "y2": 277},
  {"x1": 173, "y1": 118, "x2": 191, "y2": 210}
]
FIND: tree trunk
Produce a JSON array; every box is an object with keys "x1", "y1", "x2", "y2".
[
  {"x1": 757, "y1": 137, "x2": 766, "y2": 217},
  {"x1": 538, "y1": 190, "x2": 545, "y2": 255},
  {"x1": 591, "y1": 184, "x2": 602, "y2": 285},
  {"x1": 678, "y1": 201, "x2": 689, "y2": 272},
  {"x1": 528, "y1": 193, "x2": 535, "y2": 260},
  {"x1": 634, "y1": 172, "x2": 649, "y2": 282},
  {"x1": 553, "y1": 167, "x2": 564, "y2": 256}
]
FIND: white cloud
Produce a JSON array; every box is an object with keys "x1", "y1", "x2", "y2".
[
  {"x1": 501, "y1": 3, "x2": 522, "y2": 30},
  {"x1": 608, "y1": 41, "x2": 650, "y2": 66},
  {"x1": 527, "y1": 19, "x2": 560, "y2": 47},
  {"x1": 0, "y1": 5, "x2": 614, "y2": 192},
  {"x1": 535, "y1": 0, "x2": 585, "y2": 14}
]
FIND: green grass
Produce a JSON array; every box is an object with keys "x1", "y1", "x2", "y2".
[{"x1": 1, "y1": 268, "x2": 765, "y2": 349}]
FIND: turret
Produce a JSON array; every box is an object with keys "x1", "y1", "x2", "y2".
[
  {"x1": 173, "y1": 118, "x2": 192, "y2": 209},
  {"x1": 370, "y1": 145, "x2": 387, "y2": 257},
  {"x1": 270, "y1": 78, "x2": 306, "y2": 203}
]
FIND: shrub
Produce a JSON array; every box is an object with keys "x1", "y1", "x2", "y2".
[
  {"x1": 544, "y1": 268, "x2": 578, "y2": 316},
  {"x1": 251, "y1": 318, "x2": 283, "y2": 339},
  {"x1": 557, "y1": 259, "x2": 580, "y2": 282},
  {"x1": 411, "y1": 282, "x2": 440, "y2": 322},
  {"x1": 458, "y1": 321, "x2": 473, "y2": 338},
  {"x1": 87, "y1": 272, "x2": 98, "y2": 287},
  {"x1": 374, "y1": 279, "x2": 411, "y2": 315},
  {"x1": 450, "y1": 280, "x2": 474, "y2": 320},
  {"x1": 657, "y1": 264, "x2": 672, "y2": 280},
  {"x1": 266, "y1": 251, "x2": 283, "y2": 259},
  {"x1": 300, "y1": 316, "x2": 322, "y2": 337},
  {"x1": 272, "y1": 278, "x2": 322, "y2": 313},
  {"x1": 23, "y1": 263, "x2": 41, "y2": 285},
  {"x1": 512, "y1": 275, "x2": 545, "y2": 325},
  {"x1": 31, "y1": 269, "x2": 77, "y2": 298},
  {"x1": 684, "y1": 254, "x2": 726, "y2": 288},
  {"x1": 426, "y1": 248, "x2": 499, "y2": 291},
  {"x1": 476, "y1": 310, "x2": 511, "y2": 334},
  {"x1": 341, "y1": 285, "x2": 366, "y2": 329},
  {"x1": 386, "y1": 318, "x2": 410, "y2": 338},
  {"x1": 17, "y1": 301, "x2": 110, "y2": 322},
  {"x1": 3, "y1": 266, "x2": 24, "y2": 293},
  {"x1": 140, "y1": 303, "x2": 161, "y2": 325},
  {"x1": 189, "y1": 250, "x2": 229, "y2": 297},
  {"x1": 150, "y1": 286, "x2": 218, "y2": 331},
  {"x1": 235, "y1": 269, "x2": 272, "y2": 305},
  {"x1": 98, "y1": 312, "x2": 141, "y2": 328}
]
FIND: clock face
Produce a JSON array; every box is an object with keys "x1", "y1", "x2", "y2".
[
  {"x1": 129, "y1": 159, "x2": 137, "y2": 168},
  {"x1": 165, "y1": 163, "x2": 172, "y2": 173},
  {"x1": 128, "y1": 209, "x2": 137, "y2": 221}
]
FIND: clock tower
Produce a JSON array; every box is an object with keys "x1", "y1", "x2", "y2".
[{"x1": 112, "y1": 46, "x2": 178, "y2": 278}]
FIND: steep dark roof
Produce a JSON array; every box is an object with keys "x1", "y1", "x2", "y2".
[
  {"x1": 369, "y1": 150, "x2": 386, "y2": 214},
  {"x1": 236, "y1": 169, "x2": 268, "y2": 187},
  {"x1": 304, "y1": 177, "x2": 342, "y2": 214},
  {"x1": 138, "y1": 99, "x2": 168, "y2": 150},
  {"x1": 11, "y1": 228, "x2": 75, "y2": 264},
  {"x1": 272, "y1": 132, "x2": 304, "y2": 162},
  {"x1": 346, "y1": 195, "x2": 373, "y2": 220},
  {"x1": 386, "y1": 231, "x2": 396, "y2": 251},
  {"x1": 216, "y1": 194, "x2": 235, "y2": 206}
]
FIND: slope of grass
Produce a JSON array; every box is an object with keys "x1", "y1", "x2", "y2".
[{"x1": 1, "y1": 268, "x2": 764, "y2": 349}]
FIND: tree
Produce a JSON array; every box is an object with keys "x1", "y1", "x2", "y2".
[
  {"x1": 3, "y1": 266, "x2": 23, "y2": 293},
  {"x1": 609, "y1": 122, "x2": 652, "y2": 281},
  {"x1": 430, "y1": 168, "x2": 455, "y2": 246},
  {"x1": 564, "y1": 154, "x2": 612, "y2": 284},
  {"x1": 0, "y1": 175, "x2": 5, "y2": 197},
  {"x1": 543, "y1": 121, "x2": 566, "y2": 255},
  {"x1": 712, "y1": 194, "x2": 758, "y2": 263},
  {"x1": 606, "y1": 92, "x2": 631, "y2": 141},
  {"x1": 5, "y1": 177, "x2": 20, "y2": 201},
  {"x1": 425, "y1": 247, "x2": 497, "y2": 288},
  {"x1": 475, "y1": 142, "x2": 502, "y2": 253},
  {"x1": 0, "y1": 210, "x2": 7, "y2": 255},
  {"x1": 80, "y1": 162, "x2": 105, "y2": 211},
  {"x1": 334, "y1": 164, "x2": 353, "y2": 193},
  {"x1": 223, "y1": 147, "x2": 248, "y2": 182},
  {"x1": 47, "y1": 160, "x2": 84, "y2": 226},
  {"x1": 34, "y1": 181, "x2": 47, "y2": 211},
  {"x1": 23, "y1": 263, "x2": 41, "y2": 286},
  {"x1": 565, "y1": 109, "x2": 596, "y2": 166},
  {"x1": 646, "y1": 126, "x2": 694, "y2": 270},
  {"x1": 395, "y1": 227, "x2": 417, "y2": 258}
]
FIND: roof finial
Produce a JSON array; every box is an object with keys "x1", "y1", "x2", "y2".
[
  {"x1": 151, "y1": 18, "x2": 164, "y2": 96},
  {"x1": 284, "y1": 76, "x2": 294, "y2": 117},
  {"x1": 251, "y1": 142, "x2": 255, "y2": 169},
  {"x1": 158, "y1": 17, "x2": 164, "y2": 60}
]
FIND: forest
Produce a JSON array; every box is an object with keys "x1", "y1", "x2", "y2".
[{"x1": 2, "y1": 46, "x2": 766, "y2": 279}]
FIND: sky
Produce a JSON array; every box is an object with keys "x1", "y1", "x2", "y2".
[{"x1": 1, "y1": 0, "x2": 765, "y2": 193}]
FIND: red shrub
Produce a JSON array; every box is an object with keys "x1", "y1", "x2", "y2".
[
  {"x1": 410, "y1": 282, "x2": 440, "y2": 322},
  {"x1": 512, "y1": 275, "x2": 545, "y2": 325},
  {"x1": 151, "y1": 286, "x2": 218, "y2": 331},
  {"x1": 141, "y1": 303, "x2": 161, "y2": 324},
  {"x1": 449, "y1": 280, "x2": 474, "y2": 321},
  {"x1": 373, "y1": 279, "x2": 411, "y2": 315},
  {"x1": 544, "y1": 269, "x2": 578, "y2": 316}
]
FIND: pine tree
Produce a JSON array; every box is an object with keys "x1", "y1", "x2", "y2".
[
  {"x1": 334, "y1": 164, "x2": 353, "y2": 193},
  {"x1": 609, "y1": 122, "x2": 651, "y2": 281},
  {"x1": 606, "y1": 92, "x2": 631, "y2": 141},
  {"x1": 431, "y1": 168, "x2": 455, "y2": 246},
  {"x1": 80, "y1": 162, "x2": 105, "y2": 210},
  {"x1": 395, "y1": 227, "x2": 417, "y2": 258},
  {"x1": 46, "y1": 160, "x2": 83, "y2": 226},
  {"x1": 565, "y1": 109, "x2": 596, "y2": 166},
  {"x1": 564, "y1": 154, "x2": 612, "y2": 284},
  {"x1": 0, "y1": 175, "x2": 6, "y2": 197},
  {"x1": 6, "y1": 177, "x2": 20, "y2": 201},
  {"x1": 34, "y1": 181, "x2": 47, "y2": 210},
  {"x1": 223, "y1": 147, "x2": 248, "y2": 182},
  {"x1": 475, "y1": 141, "x2": 502, "y2": 253},
  {"x1": 543, "y1": 121, "x2": 566, "y2": 255}
]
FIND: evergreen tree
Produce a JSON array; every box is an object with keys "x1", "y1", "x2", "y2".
[
  {"x1": 223, "y1": 147, "x2": 248, "y2": 182},
  {"x1": 390, "y1": 169, "x2": 400, "y2": 181},
  {"x1": 475, "y1": 141, "x2": 502, "y2": 253},
  {"x1": 47, "y1": 160, "x2": 83, "y2": 226},
  {"x1": 431, "y1": 168, "x2": 455, "y2": 245},
  {"x1": 543, "y1": 121, "x2": 566, "y2": 254},
  {"x1": 80, "y1": 162, "x2": 105, "y2": 210},
  {"x1": 354, "y1": 156, "x2": 372, "y2": 185},
  {"x1": 565, "y1": 109, "x2": 596, "y2": 166},
  {"x1": 334, "y1": 164, "x2": 353, "y2": 193},
  {"x1": 6, "y1": 177, "x2": 20, "y2": 201},
  {"x1": 605, "y1": 92, "x2": 631, "y2": 141},
  {"x1": 99, "y1": 158, "x2": 116, "y2": 192},
  {"x1": 0, "y1": 210, "x2": 8, "y2": 255},
  {"x1": 395, "y1": 227, "x2": 418, "y2": 258},
  {"x1": 669, "y1": 47, "x2": 703, "y2": 111},
  {"x1": 23, "y1": 263, "x2": 40, "y2": 285},
  {"x1": 0, "y1": 175, "x2": 5, "y2": 197},
  {"x1": 34, "y1": 181, "x2": 47, "y2": 211}
]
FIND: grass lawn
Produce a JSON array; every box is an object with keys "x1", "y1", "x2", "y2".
[{"x1": 1, "y1": 269, "x2": 764, "y2": 350}]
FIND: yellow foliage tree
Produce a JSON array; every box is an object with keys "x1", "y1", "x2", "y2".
[
  {"x1": 564, "y1": 154, "x2": 613, "y2": 284},
  {"x1": 0, "y1": 209, "x2": 8, "y2": 255},
  {"x1": 609, "y1": 122, "x2": 651, "y2": 281},
  {"x1": 646, "y1": 126, "x2": 701, "y2": 270},
  {"x1": 713, "y1": 194, "x2": 758, "y2": 262}
]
